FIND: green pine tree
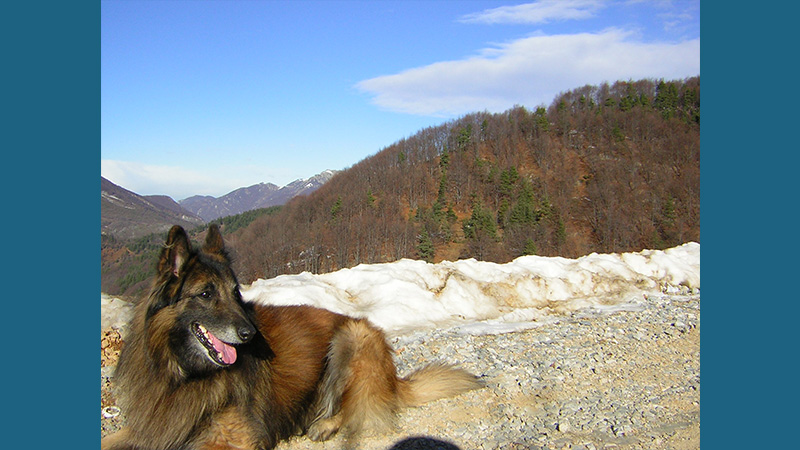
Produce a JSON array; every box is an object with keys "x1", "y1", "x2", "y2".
[
  {"x1": 522, "y1": 238, "x2": 537, "y2": 256},
  {"x1": 330, "y1": 196, "x2": 343, "y2": 219},
  {"x1": 654, "y1": 81, "x2": 679, "y2": 119},
  {"x1": 417, "y1": 229, "x2": 435, "y2": 262}
]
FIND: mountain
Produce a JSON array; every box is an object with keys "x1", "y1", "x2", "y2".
[
  {"x1": 179, "y1": 183, "x2": 280, "y2": 223},
  {"x1": 101, "y1": 177, "x2": 204, "y2": 240},
  {"x1": 179, "y1": 170, "x2": 338, "y2": 221},
  {"x1": 227, "y1": 77, "x2": 700, "y2": 284},
  {"x1": 269, "y1": 170, "x2": 340, "y2": 205},
  {"x1": 101, "y1": 78, "x2": 699, "y2": 294}
]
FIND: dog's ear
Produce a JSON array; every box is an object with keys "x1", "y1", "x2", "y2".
[
  {"x1": 203, "y1": 224, "x2": 226, "y2": 255},
  {"x1": 159, "y1": 225, "x2": 192, "y2": 278}
]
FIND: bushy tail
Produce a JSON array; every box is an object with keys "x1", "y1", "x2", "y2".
[
  {"x1": 397, "y1": 362, "x2": 483, "y2": 407},
  {"x1": 317, "y1": 319, "x2": 483, "y2": 439}
]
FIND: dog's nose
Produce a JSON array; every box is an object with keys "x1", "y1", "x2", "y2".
[{"x1": 238, "y1": 325, "x2": 255, "y2": 342}]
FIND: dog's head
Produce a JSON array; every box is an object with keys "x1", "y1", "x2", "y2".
[{"x1": 144, "y1": 224, "x2": 257, "y2": 376}]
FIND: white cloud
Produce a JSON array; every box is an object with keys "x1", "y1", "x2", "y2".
[
  {"x1": 356, "y1": 29, "x2": 699, "y2": 117},
  {"x1": 101, "y1": 160, "x2": 221, "y2": 199},
  {"x1": 100, "y1": 160, "x2": 294, "y2": 200},
  {"x1": 658, "y1": 7, "x2": 698, "y2": 34},
  {"x1": 459, "y1": 0, "x2": 604, "y2": 25}
]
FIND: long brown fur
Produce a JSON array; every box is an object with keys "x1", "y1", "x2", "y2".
[{"x1": 102, "y1": 225, "x2": 482, "y2": 450}]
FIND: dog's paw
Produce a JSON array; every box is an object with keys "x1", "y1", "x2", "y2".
[{"x1": 307, "y1": 416, "x2": 342, "y2": 442}]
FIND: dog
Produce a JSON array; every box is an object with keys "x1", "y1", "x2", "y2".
[{"x1": 101, "y1": 225, "x2": 482, "y2": 450}]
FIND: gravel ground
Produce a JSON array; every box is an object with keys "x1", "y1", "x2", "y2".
[{"x1": 101, "y1": 292, "x2": 699, "y2": 450}]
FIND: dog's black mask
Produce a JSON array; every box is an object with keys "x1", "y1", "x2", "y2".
[{"x1": 147, "y1": 225, "x2": 258, "y2": 375}]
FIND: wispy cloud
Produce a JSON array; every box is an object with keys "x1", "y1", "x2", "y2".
[
  {"x1": 356, "y1": 28, "x2": 699, "y2": 117},
  {"x1": 101, "y1": 160, "x2": 221, "y2": 199},
  {"x1": 459, "y1": 0, "x2": 605, "y2": 25},
  {"x1": 658, "y1": 6, "x2": 699, "y2": 35},
  {"x1": 101, "y1": 159, "x2": 292, "y2": 200}
]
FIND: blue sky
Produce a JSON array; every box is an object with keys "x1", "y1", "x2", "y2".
[{"x1": 101, "y1": 0, "x2": 699, "y2": 200}]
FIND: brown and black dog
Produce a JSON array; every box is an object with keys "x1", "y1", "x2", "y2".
[{"x1": 102, "y1": 225, "x2": 481, "y2": 450}]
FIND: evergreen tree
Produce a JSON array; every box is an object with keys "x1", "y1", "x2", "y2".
[
  {"x1": 554, "y1": 217, "x2": 567, "y2": 248},
  {"x1": 522, "y1": 238, "x2": 537, "y2": 256},
  {"x1": 439, "y1": 148, "x2": 450, "y2": 168},
  {"x1": 681, "y1": 87, "x2": 700, "y2": 124},
  {"x1": 462, "y1": 200, "x2": 497, "y2": 240},
  {"x1": 654, "y1": 81, "x2": 679, "y2": 119},
  {"x1": 417, "y1": 229, "x2": 435, "y2": 262},
  {"x1": 534, "y1": 106, "x2": 549, "y2": 130},
  {"x1": 618, "y1": 82, "x2": 639, "y2": 112},
  {"x1": 330, "y1": 196, "x2": 343, "y2": 220},
  {"x1": 457, "y1": 124, "x2": 472, "y2": 150},
  {"x1": 638, "y1": 93, "x2": 650, "y2": 108},
  {"x1": 509, "y1": 181, "x2": 538, "y2": 225},
  {"x1": 499, "y1": 167, "x2": 519, "y2": 198},
  {"x1": 497, "y1": 198, "x2": 510, "y2": 229}
]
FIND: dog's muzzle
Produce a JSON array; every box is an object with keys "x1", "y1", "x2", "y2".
[{"x1": 192, "y1": 323, "x2": 245, "y2": 366}]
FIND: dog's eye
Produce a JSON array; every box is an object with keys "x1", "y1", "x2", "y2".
[{"x1": 199, "y1": 291, "x2": 212, "y2": 299}]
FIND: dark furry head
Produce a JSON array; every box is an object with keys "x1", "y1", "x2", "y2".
[{"x1": 143, "y1": 225, "x2": 257, "y2": 377}]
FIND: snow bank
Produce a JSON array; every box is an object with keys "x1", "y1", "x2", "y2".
[
  {"x1": 101, "y1": 293, "x2": 134, "y2": 333},
  {"x1": 243, "y1": 242, "x2": 700, "y2": 336}
]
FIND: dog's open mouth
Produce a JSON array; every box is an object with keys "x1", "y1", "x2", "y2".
[{"x1": 192, "y1": 323, "x2": 237, "y2": 366}]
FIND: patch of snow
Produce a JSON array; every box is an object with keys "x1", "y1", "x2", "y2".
[
  {"x1": 101, "y1": 293, "x2": 134, "y2": 334},
  {"x1": 242, "y1": 243, "x2": 700, "y2": 336}
]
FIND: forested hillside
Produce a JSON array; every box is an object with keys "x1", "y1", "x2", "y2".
[
  {"x1": 101, "y1": 206, "x2": 282, "y2": 297},
  {"x1": 227, "y1": 77, "x2": 699, "y2": 284}
]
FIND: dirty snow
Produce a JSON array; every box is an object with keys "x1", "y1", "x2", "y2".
[{"x1": 241, "y1": 243, "x2": 699, "y2": 336}]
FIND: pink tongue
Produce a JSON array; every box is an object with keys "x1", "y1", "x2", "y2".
[{"x1": 208, "y1": 331, "x2": 237, "y2": 364}]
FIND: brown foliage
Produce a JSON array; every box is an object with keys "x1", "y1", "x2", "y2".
[{"x1": 228, "y1": 77, "x2": 700, "y2": 284}]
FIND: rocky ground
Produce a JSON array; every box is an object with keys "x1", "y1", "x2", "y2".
[{"x1": 101, "y1": 292, "x2": 699, "y2": 450}]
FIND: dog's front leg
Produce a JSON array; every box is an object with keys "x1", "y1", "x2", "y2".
[{"x1": 192, "y1": 407, "x2": 260, "y2": 450}]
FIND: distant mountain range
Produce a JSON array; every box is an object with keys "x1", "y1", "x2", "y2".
[
  {"x1": 180, "y1": 170, "x2": 338, "y2": 222},
  {"x1": 102, "y1": 177, "x2": 204, "y2": 240},
  {"x1": 101, "y1": 170, "x2": 337, "y2": 240}
]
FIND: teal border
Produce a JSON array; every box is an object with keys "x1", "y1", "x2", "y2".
[
  {"x1": 6, "y1": 1, "x2": 98, "y2": 446},
  {"x1": 701, "y1": 3, "x2": 795, "y2": 449},
  {"x1": 8, "y1": 1, "x2": 795, "y2": 448}
]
